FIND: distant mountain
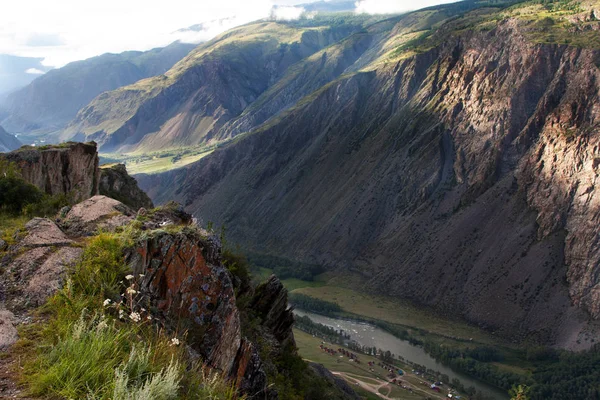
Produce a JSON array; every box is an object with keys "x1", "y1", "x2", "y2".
[
  {"x1": 0, "y1": 42, "x2": 195, "y2": 140},
  {"x1": 0, "y1": 126, "x2": 21, "y2": 153},
  {"x1": 0, "y1": 55, "x2": 53, "y2": 97},
  {"x1": 62, "y1": 15, "x2": 382, "y2": 152}
]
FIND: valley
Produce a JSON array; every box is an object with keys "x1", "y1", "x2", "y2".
[
  {"x1": 259, "y1": 268, "x2": 520, "y2": 397},
  {"x1": 294, "y1": 328, "x2": 470, "y2": 400},
  {"x1": 2, "y1": 0, "x2": 600, "y2": 398},
  {"x1": 100, "y1": 145, "x2": 215, "y2": 175},
  {"x1": 134, "y1": 0, "x2": 600, "y2": 353}
]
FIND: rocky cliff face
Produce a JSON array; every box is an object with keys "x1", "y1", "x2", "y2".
[
  {"x1": 2, "y1": 142, "x2": 99, "y2": 203},
  {"x1": 99, "y1": 163, "x2": 154, "y2": 210},
  {"x1": 2, "y1": 143, "x2": 152, "y2": 209},
  {"x1": 126, "y1": 229, "x2": 295, "y2": 398},
  {"x1": 137, "y1": 4, "x2": 600, "y2": 348}
]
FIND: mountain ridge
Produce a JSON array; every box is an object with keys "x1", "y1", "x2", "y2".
[
  {"x1": 0, "y1": 42, "x2": 195, "y2": 141},
  {"x1": 135, "y1": 0, "x2": 600, "y2": 349}
]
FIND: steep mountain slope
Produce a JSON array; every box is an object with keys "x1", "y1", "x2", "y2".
[
  {"x1": 62, "y1": 17, "x2": 377, "y2": 152},
  {"x1": 1, "y1": 42, "x2": 194, "y2": 139},
  {"x1": 137, "y1": 0, "x2": 600, "y2": 348},
  {"x1": 0, "y1": 126, "x2": 21, "y2": 152}
]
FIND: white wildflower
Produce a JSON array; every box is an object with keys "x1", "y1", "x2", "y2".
[
  {"x1": 170, "y1": 338, "x2": 180, "y2": 346},
  {"x1": 129, "y1": 312, "x2": 141, "y2": 322},
  {"x1": 126, "y1": 287, "x2": 137, "y2": 295},
  {"x1": 119, "y1": 309, "x2": 125, "y2": 319},
  {"x1": 125, "y1": 274, "x2": 134, "y2": 280},
  {"x1": 103, "y1": 299, "x2": 111, "y2": 307},
  {"x1": 147, "y1": 315, "x2": 152, "y2": 321},
  {"x1": 97, "y1": 320, "x2": 108, "y2": 330},
  {"x1": 139, "y1": 274, "x2": 145, "y2": 278}
]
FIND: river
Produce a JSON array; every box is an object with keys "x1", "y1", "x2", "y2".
[{"x1": 294, "y1": 309, "x2": 509, "y2": 400}]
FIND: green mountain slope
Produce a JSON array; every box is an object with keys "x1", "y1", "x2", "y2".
[
  {"x1": 136, "y1": 0, "x2": 600, "y2": 348},
  {"x1": 1, "y1": 42, "x2": 195, "y2": 140},
  {"x1": 62, "y1": 16, "x2": 381, "y2": 152}
]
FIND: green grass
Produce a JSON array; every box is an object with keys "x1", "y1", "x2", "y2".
[
  {"x1": 0, "y1": 214, "x2": 28, "y2": 246},
  {"x1": 294, "y1": 329, "x2": 387, "y2": 377},
  {"x1": 17, "y1": 226, "x2": 241, "y2": 400},
  {"x1": 124, "y1": 150, "x2": 214, "y2": 175}
]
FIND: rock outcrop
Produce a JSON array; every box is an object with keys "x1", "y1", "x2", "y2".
[
  {"x1": 0, "y1": 174, "x2": 353, "y2": 398},
  {"x1": 99, "y1": 164, "x2": 154, "y2": 210},
  {"x1": 127, "y1": 226, "x2": 294, "y2": 398},
  {"x1": 128, "y1": 229, "x2": 242, "y2": 373},
  {"x1": 1, "y1": 218, "x2": 83, "y2": 314},
  {"x1": 249, "y1": 276, "x2": 296, "y2": 346},
  {"x1": 2, "y1": 143, "x2": 153, "y2": 216},
  {"x1": 60, "y1": 195, "x2": 134, "y2": 236},
  {"x1": 2, "y1": 142, "x2": 99, "y2": 203}
]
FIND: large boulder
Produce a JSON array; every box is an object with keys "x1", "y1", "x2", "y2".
[
  {"x1": 18, "y1": 218, "x2": 73, "y2": 248},
  {"x1": 99, "y1": 164, "x2": 154, "y2": 210},
  {"x1": 25, "y1": 247, "x2": 83, "y2": 306},
  {"x1": 60, "y1": 195, "x2": 134, "y2": 236},
  {"x1": 2, "y1": 218, "x2": 82, "y2": 311}
]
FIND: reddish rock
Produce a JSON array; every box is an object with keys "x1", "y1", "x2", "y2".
[
  {"x1": 127, "y1": 228, "x2": 294, "y2": 398},
  {"x1": 127, "y1": 230, "x2": 241, "y2": 374},
  {"x1": 230, "y1": 339, "x2": 271, "y2": 398}
]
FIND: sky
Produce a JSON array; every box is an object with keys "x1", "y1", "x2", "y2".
[{"x1": 0, "y1": 0, "x2": 459, "y2": 69}]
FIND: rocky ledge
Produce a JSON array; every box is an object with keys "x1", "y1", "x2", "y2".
[
  {"x1": 99, "y1": 163, "x2": 154, "y2": 210},
  {"x1": 1, "y1": 142, "x2": 99, "y2": 203},
  {"x1": 0, "y1": 195, "x2": 295, "y2": 398}
]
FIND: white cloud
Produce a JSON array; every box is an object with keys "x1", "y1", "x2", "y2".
[
  {"x1": 272, "y1": 6, "x2": 306, "y2": 20},
  {"x1": 355, "y1": 0, "x2": 457, "y2": 15},
  {"x1": 0, "y1": 0, "x2": 459, "y2": 68},
  {"x1": 0, "y1": 0, "x2": 309, "y2": 68},
  {"x1": 25, "y1": 68, "x2": 45, "y2": 74}
]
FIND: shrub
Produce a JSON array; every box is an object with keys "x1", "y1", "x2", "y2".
[{"x1": 0, "y1": 176, "x2": 43, "y2": 214}]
